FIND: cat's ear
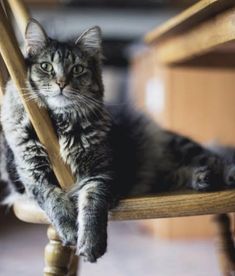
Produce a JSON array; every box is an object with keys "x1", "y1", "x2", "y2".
[
  {"x1": 75, "y1": 26, "x2": 102, "y2": 55},
  {"x1": 25, "y1": 19, "x2": 48, "y2": 55}
]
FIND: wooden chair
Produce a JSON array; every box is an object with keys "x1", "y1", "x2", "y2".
[{"x1": 0, "y1": 0, "x2": 235, "y2": 275}]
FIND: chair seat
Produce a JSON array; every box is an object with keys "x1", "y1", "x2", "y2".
[{"x1": 13, "y1": 189, "x2": 235, "y2": 224}]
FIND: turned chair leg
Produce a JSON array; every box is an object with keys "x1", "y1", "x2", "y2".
[
  {"x1": 44, "y1": 225, "x2": 79, "y2": 276},
  {"x1": 68, "y1": 255, "x2": 79, "y2": 276},
  {"x1": 214, "y1": 214, "x2": 235, "y2": 276}
]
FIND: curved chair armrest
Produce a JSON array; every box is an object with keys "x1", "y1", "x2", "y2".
[
  {"x1": 13, "y1": 198, "x2": 50, "y2": 224},
  {"x1": 13, "y1": 190, "x2": 235, "y2": 224}
]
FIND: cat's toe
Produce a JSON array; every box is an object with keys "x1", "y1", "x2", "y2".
[
  {"x1": 62, "y1": 231, "x2": 77, "y2": 246},
  {"x1": 191, "y1": 167, "x2": 217, "y2": 191},
  {"x1": 56, "y1": 217, "x2": 77, "y2": 246},
  {"x1": 77, "y1": 230, "x2": 107, "y2": 262},
  {"x1": 224, "y1": 166, "x2": 235, "y2": 188}
]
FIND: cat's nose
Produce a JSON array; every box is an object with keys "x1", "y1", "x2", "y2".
[{"x1": 56, "y1": 80, "x2": 67, "y2": 90}]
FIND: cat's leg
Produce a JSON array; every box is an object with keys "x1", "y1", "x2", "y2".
[
  {"x1": 168, "y1": 134, "x2": 224, "y2": 191},
  {"x1": 3, "y1": 121, "x2": 77, "y2": 244},
  {"x1": 191, "y1": 160, "x2": 223, "y2": 191},
  {"x1": 15, "y1": 151, "x2": 77, "y2": 245},
  {"x1": 205, "y1": 145, "x2": 235, "y2": 188},
  {"x1": 222, "y1": 164, "x2": 235, "y2": 188},
  {"x1": 189, "y1": 146, "x2": 235, "y2": 191},
  {"x1": 1, "y1": 90, "x2": 77, "y2": 243},
  {"x1": 191, "y1": 156, "x2": 235, "y2": 191},
  {"x1": 74, "y1": 176, "x2": 111, "y2": 262}
]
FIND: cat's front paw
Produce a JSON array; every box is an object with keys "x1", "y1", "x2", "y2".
[
  {"x1": 191, "y1": 166, "x2": 220, "y2": 191},
  {"x1": 224, "y1": 165, "x2": 235, "y2": 188},
  {"x1": 46, "y1": 188, "x2": 78, "y2": 245},
  {"x1": 56, "y1": 216, "x2": 77, "y2": 246},
  {"x1": 77, "y1": 229, "x2": 107, "y2": 262}
]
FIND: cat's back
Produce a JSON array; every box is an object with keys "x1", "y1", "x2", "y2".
[{"x1": 106, "y1": 104, "x2": 172, "y2": 196}]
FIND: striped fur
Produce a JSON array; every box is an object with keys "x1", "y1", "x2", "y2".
[{"x1": 0, "y1": 19, "x2": 234, "y2": 262}]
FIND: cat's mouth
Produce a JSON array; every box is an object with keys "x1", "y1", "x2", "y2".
[
  {"x1": 45, "y1": 90, "x2": 74, "y2": 106},
  {"x1": 54, "y1": 93, "x2": 72, "y2": 103},
  {"x1": 55, "y1": 88, "x2": 78, "y2": 98},
  {"x1": 51, "y1": 90, "x2": 71, "y2": 100}
]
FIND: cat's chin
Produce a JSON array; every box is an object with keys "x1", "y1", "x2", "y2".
[{"x1": 46, "y1": 95, "x2": 74, "y2": 109}]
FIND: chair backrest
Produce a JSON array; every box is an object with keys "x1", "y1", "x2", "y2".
[
  {"x1": 0, "y1": 54, "x2": 8, "y2": 99},
  {"x1": 6, "y1": 0, "x2": 30, "y2": 35},
  {"x1": 0, "y1": 0, "x2": 74, "y2": 190}
]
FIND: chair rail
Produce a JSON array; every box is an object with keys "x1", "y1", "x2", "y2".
[{"x1": 13, "y1": 190, "x2": 235, "y2": 224}]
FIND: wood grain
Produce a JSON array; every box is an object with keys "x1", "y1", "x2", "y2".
[
  {"x1": 0, "y1": 54, "x2": 8, "y2": 99},
  {"x1": 13, "y1": 190, "x2": 235, "y2": 224},
  {"x1": 7, "y1": 0, "x2": 30, "y2": 35},
  {"x1": 145, "y1": 0, "x2": 235, "y2": 43},
  {"x1": 44, "y1": 226, "x2": 76, "y2": 276},
  {"x1": 0, "y1": 4, "x2": 74, "y2": 190},
  {"x1": 154, "y1": 7, "x2": 235, "y2": 64}
]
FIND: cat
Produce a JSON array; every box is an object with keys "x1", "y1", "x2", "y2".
[{"x1": 0, "y1": 19, "x2": 235, "y2": 263}]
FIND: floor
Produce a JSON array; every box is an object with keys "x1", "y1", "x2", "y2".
[{"x1": 0, "y1": 208, "x2": 221, "y2": 276}]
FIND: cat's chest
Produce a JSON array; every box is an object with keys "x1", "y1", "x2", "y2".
[
  {"x1": 50, "y1": 113, "x2": 107, "y2": 169},
  {"x1": 57, "y1": 122, "x2": 87, "y2": 159},
  {"x1": 55, "y1": 118, "x2": 96, "y2": 164}
]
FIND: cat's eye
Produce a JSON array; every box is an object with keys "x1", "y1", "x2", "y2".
[
  {"x1": 40, "y1": 62, "x2": 53, "y2": 72},
  {"x1": 72, "y1": 65, "x2": 84, "y2": 75}
]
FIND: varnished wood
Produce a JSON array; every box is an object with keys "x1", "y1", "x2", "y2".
[
  {"x1": 0, "y1": 3, "x2": 74, "y2": 190},
  {"x1": 130, "y1": 51, "x2": 235, "y2": 145},
  {"x1": 110, "y1": 190, "x2": 235, "y2": 220},
  {"x1": 0, "y1": 54, "x2": 8, "y2": 99},
  {"x1": 44, "y1": 226, "x2": 77, "y2": 276},
  {"x1": 214, "y1": 214, "x2": 235, "y2": 276},
  {"x1": 68, "y1": 255, "x2": 79, "y2": 276},
  {"x1": 145, "y1": 0, "x2": 235, "y2": 64},
  {"x1": 13, "y1": 190, "x2": 235, "y2": 224},
  {"x1": 145, "y1": 0, "x2": 235, "y2": 43},
  {"x1": 7, "y1": 0, "x2": 30, "y2": 34},
  {"x1": 154, "y1": 7, "x2": 235, "y2": 64},
  {"x1": 13, "y1": 197, "x2": 49, "y2": 224}
]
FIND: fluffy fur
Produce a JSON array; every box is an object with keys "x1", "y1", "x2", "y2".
[{"x1": 0, "y1": 19, "x2": 235, "y2": 262}]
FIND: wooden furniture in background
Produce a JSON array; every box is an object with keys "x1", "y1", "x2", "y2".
[
  {"x1": 145, "y1": 0, "x2": 235, "y2": 64},
  {"x1": 131, "y1": 50, "x2": 235, "y2": 145},
  {"x1": 130, "y1": 0, "x2": 235, "y2": 274}
]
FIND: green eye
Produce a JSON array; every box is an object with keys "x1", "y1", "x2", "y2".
[
  {"x1": 40, "y1": 62, "x2": 53, "y2": 72},
  {"x1": 72, "y1": 65, "x2": 84, "y2": 75}
]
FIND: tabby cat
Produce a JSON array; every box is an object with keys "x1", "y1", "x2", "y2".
[{"x1": 0, "y1": 19, "x2": 234, "y2": 262}]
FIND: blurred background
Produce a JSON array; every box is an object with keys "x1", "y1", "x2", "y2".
[
  {"x1": 1, "y1": 0, "x2": 232, "y2": 275},
  {"x1": 15, "y1": 0, "x2": 198, "y2": 105}
]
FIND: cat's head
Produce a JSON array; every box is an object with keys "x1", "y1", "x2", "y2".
[{"x1": 25, "y1": 19, "x2": 103, "y2": 111}]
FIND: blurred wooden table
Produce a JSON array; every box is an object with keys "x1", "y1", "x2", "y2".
[
  {"x1": 130, "y1": 0, "x2": 235, "y2": 241},
  {"x1": 145, "y1": 0, "x2": 235, "y2": 64}
]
